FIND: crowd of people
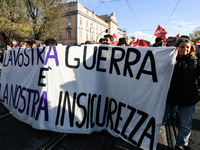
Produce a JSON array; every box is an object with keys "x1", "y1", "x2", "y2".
[
  {"x1": 4, "y1": 37, "x2": 57, "y2": 50},
  {"x1": 162, "y1": 37, "x2": 199, "y2": 150},
  {"x1": 82, "y1": 34, "x2": 200, "y2": 150},
  {"x1": 98, "y1": 34, "x2": 128, "y2": 46},
  {"x1": 0, "y1": 38, "x2": 57, "y2": 63},
  {"x1": 97, "y1": 34, "x2": 200, "y2": 150},
  {"x1": 0, "y1": 34, "x2": 200, "y2": 150}
]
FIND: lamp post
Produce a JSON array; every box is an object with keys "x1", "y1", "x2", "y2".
[{"x1": 96, "y1": 29, "x2": 109, "y2": 43}]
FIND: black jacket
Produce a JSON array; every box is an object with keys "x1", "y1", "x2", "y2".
[{"x1": 167, "y1": 55, "x2": 200, "y2": 106}]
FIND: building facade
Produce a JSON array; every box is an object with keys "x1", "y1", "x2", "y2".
[{"x1": 57, "y1": 1, "x2": 130, "y2": 45}]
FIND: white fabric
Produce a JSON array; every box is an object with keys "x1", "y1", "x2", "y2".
[{"x1": 0, "y1": 45, "x2": 176, "y2": 150}]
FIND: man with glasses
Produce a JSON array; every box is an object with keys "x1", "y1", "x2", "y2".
[{"x1": 104, "y1": 34, "x2": 114, "y2": 45}]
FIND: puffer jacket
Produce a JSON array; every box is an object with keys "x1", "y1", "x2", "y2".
[{"x1": 167, "y1": 55, "x2": 200, "y2": 106}]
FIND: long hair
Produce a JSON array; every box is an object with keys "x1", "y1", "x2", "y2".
[{"x1": 175, "y1": 38, "x2": 196, "y2": 56}]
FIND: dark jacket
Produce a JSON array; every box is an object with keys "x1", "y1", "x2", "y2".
[
  {"x1": 0, "y1": 52, "x2": 3, "y2": 63},
  {"x1": 167, "y1": 55, "x2": 200, "y2": 106}
]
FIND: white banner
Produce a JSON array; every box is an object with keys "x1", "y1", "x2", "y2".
[{"x1": 0, "y1": 45, "x2": 176, "y2": 150}]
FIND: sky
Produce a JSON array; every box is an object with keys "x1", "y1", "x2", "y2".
[{"x1": 76, "y1": 0, "x2": 200, "y2": 44}]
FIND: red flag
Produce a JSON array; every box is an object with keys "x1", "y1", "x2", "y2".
[
  {"x1": 196, "y1": 40, "x2": 200, "y2": 46},
  {"x1": 129, "y1": 41, "x2": 136, "y2": 47},
  {"x1": 139, "y1": 40, "x2": 148, "y2": 47},
  {"x1": 163, "y1": 35, "x2": 167, "y2": 46},
  {"x1": 136, "y1": 38, "x2": 140, "y2": 46},
  {"x1": 154, "y1": 25, "x2": 167, "y2": 37},
  {"x1": 175, "y1": 34, "x2": 180, "y2": 38},
  {"x1": 112, "y1": 33, "x2": 119, "y2": 46}
]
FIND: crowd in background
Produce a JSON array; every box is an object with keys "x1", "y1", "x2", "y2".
[
  {"x1": 85, "y1": 34, "x2": 200, "y2": 150},
  {"x1": 0, "y1": 38, "x2": 57, "y2": 63},
  {"x1": 0, "y1": 34, "x2": 200, "y2": 150},
  {"x1": 4, "y1": 37, "x2": 58, "y2": 50}
]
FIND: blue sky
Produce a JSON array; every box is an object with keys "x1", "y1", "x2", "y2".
[{"x1": 77, "y1": 0, "x2": 200, "y2": 43}]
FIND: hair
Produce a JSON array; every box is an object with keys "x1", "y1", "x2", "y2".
[
  {"x1": 166, "y1": 37, "x2": 178, "y2": 46},
  {"x1": 99, "y1": 38, "x2": 105, "y2": 43},
  {"x1": 7, "y1": 43, "x2": 13, "y2": 47},
  {"x1": 104, "y1": 34, "x2": 114, "y2": 41},
  {"x1": 167, "y1": 36, "x2": 178, "y2": 43},
  {"x1": 155, "y1": 37, "x2": 163, "y2": 44},
  {"x1": 175, "y1": 38, "x2": 196, "y2": 56},
  {"x1": 85, "y1": 40, "x2": 91, "y2": 44},
  {"x1": 180, "y1": 35, "x2": 190, "y2": 40},
  {"x1": 27, "y1": 40, "x2": 36, "y2": 48},
  {"x1": 6, "y1": 44, "x2": 13, "y2": 50},
  {"x1": 44, "y1": 38, "x2": 57, "y2": 46},
  {"x1": 117, "y1": 38, "x2": 127, "y2": 46},
  {"x1": 20, "y1": 42, "x2": 30, "y2": 48}
]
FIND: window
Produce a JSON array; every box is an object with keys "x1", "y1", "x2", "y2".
[
  {"x1": 90, "y1": 23, "x2": 93, "y2": 32},
  {"x1": 72, "y1": 6, "x2": 74, "y2": 10},
  {"x1": 80, "y1": 17, "x2": 82, "y2": 25},
  {"x1": 96, "y1": 24, "x2": 98, "y2": 32},
  {"x1": 67, "y1": 30, "x2": 71, "y2": 39},
  {"x1": 68, "y1": 7, "x2": 70, "y2": 11},
  {"x1": 57, "y1": 34, "x2": 62, "y2": 40},
  {"x1": 86, "y1": 20, "x2": 89, "y2": 27},
  {"x1": 92, "y1": 34, "x2": 94, "y2": 41},
  {"x1": 67, "y1": 17, "x2": 71, "y2": 26},
  {"x1": 86, "y1": 33, "x2": 88, "y2": 40},
  {"x1": 80, "y1": 31, "x2": 82, "y2": 39}
]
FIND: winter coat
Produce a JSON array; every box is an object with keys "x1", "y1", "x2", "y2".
[{"x1": 167, "y1": 55, "x2": 200, "y2": 106}]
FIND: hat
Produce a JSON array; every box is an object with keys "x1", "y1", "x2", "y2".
[{"x1": 118, "y1": 38, "x2": 127, "y2": 45}]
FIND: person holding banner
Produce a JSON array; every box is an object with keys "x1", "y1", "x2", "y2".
[
  {"x1": 6, "y1": 44, "x2": 13, "y2": 50},
  {"x1": 117, "y1": 38, "x2": 127, "y2": 46},
  {"x1": 44, "y1": 38, "x2": 57, "y2": 46},
  {"x1": 152, "y1": 37, "x2": 163, "y2": 47},
  {"x1": 20, "y1": 42, "x2": 30, "y2": 48},
  {"x1": 163, "y1": 38, "x2": 200, "y2": 150},
  {"x1": 104, "y1": 34, "x2": 114, "y2": 45},
  {"x1": 166, "y1": 36, "x2": 178, "y2": 119},
  {"x1": 27, "y1": 40, "x2": 37, "y2": 48},
  {"x1": 166, "y1": 36, "x2": 178, "y2": 47},
  {"x1": 99, "y1": 38, "x2": 106, "y2": 44}
]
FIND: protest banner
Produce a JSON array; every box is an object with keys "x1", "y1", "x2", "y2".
[{"x1": 0, "y1": 45, "x2": 176, "y2": 150}]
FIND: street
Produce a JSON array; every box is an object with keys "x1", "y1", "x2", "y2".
[{"x1": 0, "y1": 101, "x2": 200, "y2": 150}]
